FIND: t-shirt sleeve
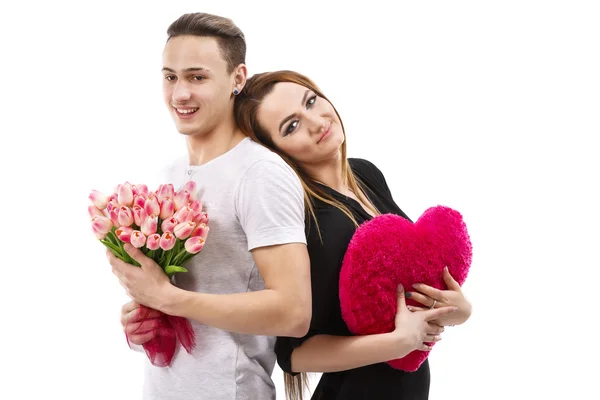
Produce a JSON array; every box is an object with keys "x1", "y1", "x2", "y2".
[{"x1": 235, "y1": 159, "x2": 307, "y2": 251}]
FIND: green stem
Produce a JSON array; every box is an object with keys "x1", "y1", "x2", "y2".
[
  {"x1": 106, "y1": 229, "x2": 119, "y2": 246},
  {"x1": 100, "y1": 240, "x2": 127, "y2": 262},
  {"x1": 117, "y1": 238, "x2": 140, "y2": 267},
  {"x1": 164, "y1": 264, "x2": 188, "y2": 277},
  {"x1": 171, "y1": 247, "x2": 190, "y2": 267}
]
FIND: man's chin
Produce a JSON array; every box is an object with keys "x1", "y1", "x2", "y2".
[{"x1": 175, "y1": 123, "x2": 198, "y2": 136}]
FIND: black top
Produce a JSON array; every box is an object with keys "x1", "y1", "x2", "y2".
[{"x1": 275, "y1": 158, "x2": 430, "y2": 400}]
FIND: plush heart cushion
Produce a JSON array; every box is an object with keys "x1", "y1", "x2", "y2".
[{"x1": 339, "y1": 205, "x2": 472, "y2": 371}]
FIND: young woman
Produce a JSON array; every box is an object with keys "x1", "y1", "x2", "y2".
[{"x1": 234, "y1": 71, "x2": 472, "y2": 400}]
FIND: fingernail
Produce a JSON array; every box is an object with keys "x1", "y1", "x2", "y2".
[
  {"x1": 397, "y1": 284, "x2": 403, "y2": 292},
  {"x1": 452, "y1": 307, "x2": 458, "y2": 311},
  {"x1": 405, "y1": 292, "x2": 411, "y2": 298},
  {"x1": 444, "y1": 266, "x2": 449, "y2": 272},
  {"x1": 412, "y1": 283, "x2": 421, "y2": 288}
]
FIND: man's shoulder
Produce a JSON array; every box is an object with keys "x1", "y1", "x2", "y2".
[
  {"x1": 240, "y1": 138, "x2": 286, "y2": 163},
  {"x1": 239, "y1": 138, "x2": 295, "y2": 176}
]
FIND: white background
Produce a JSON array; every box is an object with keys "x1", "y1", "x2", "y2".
[{"x1": 1, "y1": 1, "x2": 599, "y2": 399}]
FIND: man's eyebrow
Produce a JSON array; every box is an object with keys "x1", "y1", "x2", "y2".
[{"x1": 161, "y1": 67, "x2": 211, "y2": 73}]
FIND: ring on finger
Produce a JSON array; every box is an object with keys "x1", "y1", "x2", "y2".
[{"x1": 430, "y1": 299, "x2": 437, "y2": 309}]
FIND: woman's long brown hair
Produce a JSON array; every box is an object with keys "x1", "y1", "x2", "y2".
[{"x1": 235, "y1": 70, "x2": 380, "y2": 400}]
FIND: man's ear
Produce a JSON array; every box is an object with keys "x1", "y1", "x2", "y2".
[{"x1": 233, "y1": 63, "x2": 248, "y2": 92}]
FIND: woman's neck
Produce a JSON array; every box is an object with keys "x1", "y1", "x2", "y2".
[{"x1": 303, "y1": 153, "x2": 349, "y2": 195}]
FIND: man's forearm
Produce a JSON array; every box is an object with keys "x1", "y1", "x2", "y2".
[{"x1": 161, "y1": 286, "x2": 310, "y2": 337}]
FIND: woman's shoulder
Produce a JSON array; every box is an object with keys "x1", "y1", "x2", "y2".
[{"x1": 348, "y1": 158, "x2": 390, "y2": 193}]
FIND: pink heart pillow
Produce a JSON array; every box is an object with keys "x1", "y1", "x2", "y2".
[{"x1": 339, "y1": 205, "x2": 472, "y2": 372}]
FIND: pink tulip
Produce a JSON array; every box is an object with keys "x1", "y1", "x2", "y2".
[
  {"x1": 144, "y1": 194, "x2": 160, "y2": 216},
  {"x1": 89, "y1": 190, "x2": 109, "y2": 210},
  {"x1": 157, "y1": 184, "x2": 175, "y2": 203},
  {"x1": 174, "y1": 221, "x2": 196, "y2": 240},
  {"x1": 189, "y1": 199, "x2": 202, "y2": 215},
  {"x1": 193, "y1": 212, "x2": 209, "y2": 225},
  {"x1": 190, "y1": 223, "x2": 210, "y2": 240},
  {"x1": 106, "y1": 199, "x2": 119, "y2": 213},
  {"x1": 109, "y1": 207, "x2": 120, "y2": 226},
  {"x1": 108, "y1": 192, "x2": 118, "y2": 203},
  {"x1": 92, "y1": 227, "x2": 108, "y2": 240},
  {"x1": 132, "y1": 205, "x2": 148, "y2": 227},
  {"x1": 161, "y1": 217, "x2": 179, "y2": 233},
  {"x1": 130, "y1": 230, "x2": 147, "y2": 248},
  {"x1": 135, "y1": 184, "x2": 149, "y2": 197},
  {"x1": 160, "y1": 231, "x2": 176, "y2": 250},
  {"x1": 185, "y1": 236, "x2": 206, "y2": 254},
  {"x1": 91, "y1": 216, "x2": 113, "y2": 239},
  {"x1": 146, "y1": 234, "x2": 161, "y2": 250},
  {"x1": 117, "y1": 206, "x2": 134, "y2": 227},
  {"x1": 182, "y1": 181, "x2": 197, "y2": 201},
  {"x1": 134, "y1": 194, "x2": 146, "y2": 208},
  {"x1": 174, "y1": 190, "x2": 191, "y2": 211},
  {"x1": 160, "y1": 198, "x2": 175, "y2": 220},
  {"x1": 117, "y1": 183, "x2": 134, "y2": 207},
  {"x1": 116, "y1": 226, "x2": 133, "y2": 243},
  {"x1": 92, "y1": 215, "x2": 113, "y2": 233},
  {"x1": 88, "y1": 205, "x2": 104, "y2": 219},
  {"x1": 174, "y1": 205, "x2": 191, "y2": 222},
  {"x1": 141, "y1": 215, "x2": 158, "y2": 236}
]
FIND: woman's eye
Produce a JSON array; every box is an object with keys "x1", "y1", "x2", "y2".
[
  {"x1": 285, "y1": 121, "x2": 298, "y2": 135},
  {"x1": 306, "y1": 95, "x2": 317, "y2": 109}
]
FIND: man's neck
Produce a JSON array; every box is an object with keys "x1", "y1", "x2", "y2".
[{"x1": 186, "y1": 122, "x2": 247, "y2": 166}]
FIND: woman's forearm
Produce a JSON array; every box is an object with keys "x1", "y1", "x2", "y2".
[{"x1": 290, "y1": 333, "x2": 411, "y2": 373}]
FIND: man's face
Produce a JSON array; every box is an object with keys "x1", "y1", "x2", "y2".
[{"x1": 162, "y1": 35, "x2": 234, "y2": 137}]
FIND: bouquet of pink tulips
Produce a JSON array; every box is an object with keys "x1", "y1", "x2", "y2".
[{"x1": 88, "y1": 181, "x2": 209, "y2": 367}]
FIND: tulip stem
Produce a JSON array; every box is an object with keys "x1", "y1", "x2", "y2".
[
  {"x1": 106, "y1": 230, "x2": 119, "y2": 246},
  {"x1": 101, "y1": 240, "x2": 127, "y2": 262},
  {"x1": 117, "y1": 239, "x2": 140, "y2": 267},
  {"x1": 171, "y1": 246, "x2": 191, "y2": 266},
  {"x1": 164, "y1": 265, "x2": 188, "y2": 277}
]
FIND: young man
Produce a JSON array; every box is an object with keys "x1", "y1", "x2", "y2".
[{"x1": 107, "y1": 13, "x2": 312, "y2": 400}]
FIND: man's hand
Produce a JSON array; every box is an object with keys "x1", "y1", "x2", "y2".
[{"x1": 107, "y1": 244, "x2": 180, "y2": 312}]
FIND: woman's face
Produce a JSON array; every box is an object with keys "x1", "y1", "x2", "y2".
[{"x1": 257, "y1": 82, "x2": 345, "y2": 166}]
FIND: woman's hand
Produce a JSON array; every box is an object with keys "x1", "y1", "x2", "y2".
[
  {"x1": 408, "y1": 266, "x2": 472, "y2": 326},
  {"x1": 389, "y1": 284, "x2": 457, "y2": 358}
]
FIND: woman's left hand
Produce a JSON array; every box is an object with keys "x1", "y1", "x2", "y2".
[{"x1": 407, "y1": 266, "x2": 472, "y2": 327}]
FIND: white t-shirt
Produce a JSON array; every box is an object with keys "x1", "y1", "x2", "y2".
[{"x1": 142, "y1": 137, "x2": 306, "y2": 400}]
